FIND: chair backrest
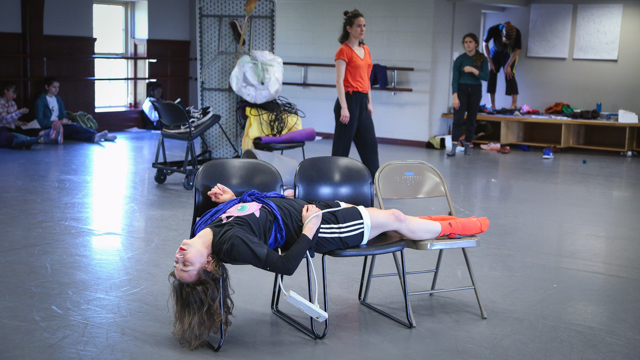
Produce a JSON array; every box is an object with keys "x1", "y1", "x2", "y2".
[
  {"x1": 191, "y1": 158, "x2": 284, "y2": 231},
  {"x1": 294, "y1": 156, "x2": 374, "y2": 207},
  {"x1": 151, "y1": 101, "x2": 189, "y2": 126},
  {"x1": 374, "y1": 160, "x2": 456, "y2": 216}
]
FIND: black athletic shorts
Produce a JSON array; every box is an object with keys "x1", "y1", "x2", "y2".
[{"x1": 312, "y1": 205, "x2": 371, "y2": 254}]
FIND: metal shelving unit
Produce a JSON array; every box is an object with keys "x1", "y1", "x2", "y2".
[{"x1": 197, "y1": 0, "x2": 275, "y2": 158}]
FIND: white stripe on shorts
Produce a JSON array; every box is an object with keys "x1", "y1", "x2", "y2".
[{"x1": 316, "y1": 206, "x2": 371, "y2": 245}]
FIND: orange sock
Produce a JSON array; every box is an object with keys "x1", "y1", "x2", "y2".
[
  {"x1": 418, "y1": 215, "x2": 459, "y2": 221},
  {"x1": 437, "y1": 217, "x2": 490, "y2": 238}
]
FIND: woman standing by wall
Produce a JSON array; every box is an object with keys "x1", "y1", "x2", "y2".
[
  {"x1": 448, "y1": 33, "x2": 489, "y2": 156},
  {"x1": 332, "y1": 9, "x2": 379, "y2": 179}
]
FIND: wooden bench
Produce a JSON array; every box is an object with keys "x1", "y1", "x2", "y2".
[{"x1": 441, "y1": 113, "x2": 640, "y2": 152}]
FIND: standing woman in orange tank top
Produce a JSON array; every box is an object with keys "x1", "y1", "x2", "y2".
[{"x1": 332, "y1": 9, "x2": 379, "y2": 179}]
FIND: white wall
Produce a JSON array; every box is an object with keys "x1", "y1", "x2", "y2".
[
  {"x1": 484, "y1": 0, "x2": 640, "y2": 114},
  {"x1": 275, "y1": 0, "x2": 440, "y2": 142},
  {"x1": 148, "y1": 0, "x2": 189, "y2": 40},
  {"x1": 43, "y1": 0, "x2": 93, "y2": 37},
  {"x1": 134, "y1": 0, "x2": 149, "y2": 39},
  {"x1": 0, "y1": 0, "x2": 22, "y2": 33}
]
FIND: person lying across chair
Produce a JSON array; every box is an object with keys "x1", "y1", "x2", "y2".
[{"x1": 169, "y1": 183, "x2": 490, "y2": 350}]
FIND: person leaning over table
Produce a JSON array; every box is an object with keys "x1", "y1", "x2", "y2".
[{"x1": 483, "y1": 21, "x2": 521, "y2": 111}]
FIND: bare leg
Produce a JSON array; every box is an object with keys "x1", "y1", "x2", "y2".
[
  {"x1": 510, "y1": 94, "x2": 518, "y2": 110},
  {"x1": 489, "y1": 93, "x2": 496, "y2": 110},
  {"x1": 366, "y1": 208, "x2": 441, "y2": 240}
]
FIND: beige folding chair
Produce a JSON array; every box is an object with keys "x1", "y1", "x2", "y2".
[{"x1": 372, "y1": 160, "x2": 487, "y2": 324}]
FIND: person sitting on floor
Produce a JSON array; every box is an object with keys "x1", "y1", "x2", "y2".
[
  {"x1": 34, "y1": 77, "x2": 117, "y2": 144},
  {"x1": 0, "y1": 81, "x2": 56, "y2": 149},
  {"x1": 142, "y1": 82, "x2": 163, "y2": 130},
  {"x1": 169, "y1": 183, "x2": 490, "y2": 349}
]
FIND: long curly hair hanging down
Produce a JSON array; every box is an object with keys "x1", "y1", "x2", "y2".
[{"x1": 169, "y1": 259, "x2": 234, "y2": 350}]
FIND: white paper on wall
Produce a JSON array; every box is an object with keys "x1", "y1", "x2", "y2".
[
  {"x1": 527, "y1": 4, "x2": 573, "y2": 58},
  {"x1": 573, "y1": 4, "x2": 623, "y2": 60}
]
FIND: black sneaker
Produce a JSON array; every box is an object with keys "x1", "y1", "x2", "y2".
[{"x1": 230, "y1": 19, "x2": 246, "y2": 46}]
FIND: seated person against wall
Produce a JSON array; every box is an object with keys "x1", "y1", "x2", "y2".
[
  {"x1": 34, "y1": 77, "x2": 117, "y2": 144},
  {"x1": 142, "y1": 82, "x2": 163, "y2": 130},
  {"x1": 0, "y1": 81, "x2": 58, "y2": 149},
  {"x1": 169, "y1": 183, "x2": 490, "y2": 349}
]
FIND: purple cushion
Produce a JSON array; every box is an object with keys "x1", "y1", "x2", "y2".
[{"x1": 256, "y1": 128, "x2": 316, "y2": 144}]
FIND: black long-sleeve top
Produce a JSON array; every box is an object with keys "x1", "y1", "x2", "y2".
[{"x1": 206, "y1": 197, "x2": 340, "y2": 275}]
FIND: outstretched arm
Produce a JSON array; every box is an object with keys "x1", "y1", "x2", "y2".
[{"x1": 207, "y1": 183, "x2": 236, "y2": 204}]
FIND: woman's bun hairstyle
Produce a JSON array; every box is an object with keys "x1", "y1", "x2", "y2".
[{"x1": 338, "y1": 9, "x2": 365, "y2": 44}]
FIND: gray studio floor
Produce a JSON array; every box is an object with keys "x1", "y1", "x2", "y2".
[{"x1": 1, "y1": 131, "x2": 639, "y2": 360}]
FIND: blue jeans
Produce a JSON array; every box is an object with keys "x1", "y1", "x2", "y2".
[{"x1": 61, "y1": 123, "x2": 97, "y2": 142}]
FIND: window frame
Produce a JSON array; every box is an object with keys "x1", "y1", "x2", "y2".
[{"x1": 93, "y1": 1, "x2": 134, "y2": 110}]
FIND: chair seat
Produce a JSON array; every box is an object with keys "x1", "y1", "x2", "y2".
[
  {"x1": 322, "y1": 232, "x2": 405, "y2": 257},
  {"x1": 405, "y1": 235, "x2": 478, "y2": 251},
  {"x1": 253, "y1": 141, "x2": 305, "y2": 151},
  {"x1": 162, "y1": 114, "x2": 221, "y2": 140}
]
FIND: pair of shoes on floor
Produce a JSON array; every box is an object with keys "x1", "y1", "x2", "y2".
[
  {"x1": 542, "y1": 148, "x2": 554, "y2": 159},
  {"x1": 93, "y1": 130, "x2": 117, "y2": 143},
  {"x1": 182, "y1": 106, "x2": 214, "y2": 129},
  {"x1": 480, "y1": 142, "x2": 501, "y2": 150},
  {"x1": 229, "y1": 19, "x2": 246, "y2": 46},
  {"x1": 498, "y1": 146, "x2": 511, "y2": 154}
]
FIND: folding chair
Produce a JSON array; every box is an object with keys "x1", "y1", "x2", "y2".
[
  {"x1": 373, "y1": 160, "x2": 487, "y2": 324},
  {"x1": 271, "y1": 156, "x2": 413, "y2": 340},
  {"x1": 253, "y1": 140, "x2": 306, "y2": 160},
  {"x1": 189, "y1": 158, "x2": 284, "y2": 351},
  {"x1": 151, "y1": 101, "x2": 234, "y2": 190}
]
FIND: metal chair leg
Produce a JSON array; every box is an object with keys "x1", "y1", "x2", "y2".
[
  {"x1": 462, "y1": 248, "x2": 487, "y2": 319},
  {"x1": 392, "y1": 252, "x2": 415, "y2": 325},
  {"x1": 356, "y1": 252, "x2": 413, "y2": 328},
  {"x1": 430, "y1": 249, "x2": 444, "y2": 295},
  {"x1": 216, "y1": 123, "x2": 239, "y2": 156},
  {"x1": 154, "y1": 137, "x2": 162, "y2": 166},
  {"x1": 206, "y1": 276, "x2": 225, "y2": 352}
]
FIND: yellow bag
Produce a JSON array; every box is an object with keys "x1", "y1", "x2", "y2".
[{"x1": 242, "y1": 107, "x2": 301, "y2": 151}]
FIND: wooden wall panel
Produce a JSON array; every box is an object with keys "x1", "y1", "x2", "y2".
[
  {"x1": 40, "y1": 35, "x2": 95, "y2": 116},
  {"x1": 147, "y1": 39, "x2": 191, "y2": 106}
]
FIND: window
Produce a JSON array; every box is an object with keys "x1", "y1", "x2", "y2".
[{"x1": 93, "y1": 2, "x2": 130, "y2": 109}]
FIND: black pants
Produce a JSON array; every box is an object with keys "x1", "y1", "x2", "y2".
[
  {"x1": 332, "y1": 91, "x2": 379, "y2": 179},
  {"x1": 0, "y1": 127, "x2": 18, "y2": 148},
  {"x1": 452, "y1": 84, "x2": 482, "y2": 142},
  {"x1": 487, "y1": 50, "x2": 518, "y2": 96}
]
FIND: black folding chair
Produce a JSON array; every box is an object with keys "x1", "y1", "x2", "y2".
[
  {"x1": 151, "y1": 101, "x2": 233, "y2": 190},
  {"x1": 253, "y1": 140, "x2": 306, "y2": 160},
  {"x1": 271, "y1": 156, "x2": 413, "y2": 340},
  {"x1": 190, "y1": 158, "x2": 284, "y2": 351}
]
